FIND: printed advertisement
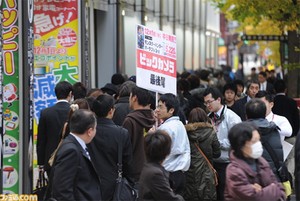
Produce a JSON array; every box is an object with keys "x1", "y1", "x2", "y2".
[
  {"x1": 33, "y1": 0, "x2": 80, "y2": 183},
  {"x1": 136, "y1": 25, "x2": 177, "y2": 95},
  {"x1": 2, "y1": 0, "x2": 20, "y2": 194}
]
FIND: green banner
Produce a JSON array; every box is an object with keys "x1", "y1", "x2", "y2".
[{"x1": 2, "y1": 0, "x2": 20, "y2": 194}]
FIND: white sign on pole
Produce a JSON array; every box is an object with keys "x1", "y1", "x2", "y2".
[{"x1": 136, "y1": 25, "x2": 177, "y2": 95}]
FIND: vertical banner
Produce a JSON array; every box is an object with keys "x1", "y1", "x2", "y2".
[
  {"x1": 136, "y1": 25, "x2": 177, "y2": 95},
  {"x1": 0, "y1": 0, "x2": 3, "y2": 193},
  {"x1": 2, "y1": 0, "x2": 21, "y2": 194},
  {"x1": 33, "y1": 0, "x2": 80, "y2": 184}
]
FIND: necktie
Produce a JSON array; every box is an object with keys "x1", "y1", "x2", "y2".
[
  {"x1": 85, "y1": 147, "x2": 91, "y2": 160},
  {"x1": 214, "y1": 113, "x2": 219, "y2": 121}
]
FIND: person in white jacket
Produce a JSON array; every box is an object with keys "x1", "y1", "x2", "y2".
[
  {"x1": 256, "y1": 90, "x2": 292, "y2": 142},
  {"x1": 156, "y1": 93, "x2": 191, "y2": 194},
  {"x1": 203, "y1": 87, "x2": 241, "y2": 201}
]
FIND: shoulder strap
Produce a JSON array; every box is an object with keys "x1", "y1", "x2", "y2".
[
  {"x1": 262, "y1": 142, "x2": 281, "y2": 169},
  {"x1": 194, "y1": 142, "x2": 215, "y2": 171},
  {"x1": 117, "y1": 127, "x2": 123, "y2": 178}
]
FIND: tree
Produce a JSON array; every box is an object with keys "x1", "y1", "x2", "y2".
[{"x1": 211, "y1": 0, "x2": 300, "y2": 97}]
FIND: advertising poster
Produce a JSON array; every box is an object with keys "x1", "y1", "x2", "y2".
[
  {"x1": 2, "y1": 0, "x2": 21, "y2": 194},
  {"x1": 33, "y1": 0, "x2": 80, "y2": 182},
  {"x1": 136, "y1": 25, "x2": 177, "y2": 95}
]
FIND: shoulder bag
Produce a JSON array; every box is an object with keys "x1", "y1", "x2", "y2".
[
  {"x1": 263, "y1": 141, "x2": 293, "y2": 197},
  {"x1": 194, "y1": 142, "x2": 218, "y2": 186},
  {"x1": 113, "y1": 129, "x2": 138, "y2": 201}
]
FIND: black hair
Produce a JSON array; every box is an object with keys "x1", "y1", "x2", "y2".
[
  {"x1": 55, "y1": 81, "x2": 73, "y2": 99},
  {"x1": 111, "y1": 73, "x2": 125, "y2": 85},
  {"x1": 247, "y1": 80, "x2": 260, "y2": 90},
  {"x1": 245, "y1": 98, "x2": 266, "y2": 119},
  {"x1": 259, "y1": 71, "x2": 267, "y2": 78},
  {"x1": 203, "y1": 87, "x2": 223, "y2": 100},
  {"x1": 223, "y1": 83, "x2": 237, "y2": 95},
  {"x1": 233, "y1": 79, "x2": 245, "y2": 89},
  {"x1": 86, "y1": 88, "x2": 103, "y2": 98},
  {"x1": 144, "y1": 130, "x2": 171, "y2": 163},
  {"x1": 72, "y1": 82, "x2": 87, "y2": 100},
  {"x1": 228, "y1": 122, "x2": 257, "y2": 159},
  {"x1": 69, "y1": 109, "x2": 96, "y2": 134},
  {"x1": 274, "y1": 79, "x2": 286, "y2": 93},
  {"x1": 159, "y1": 93, "x2": 179, "y2": 116},
  {"x1": 255, "y1": 90, "x2": 274, "y2": 102},
  {"x1": 93, "y1": 94, "x2": 115, "y2": 118},
  {"x1": 187, "y1": 74, "x2": 200, "y2": 90},
  {"x1": 118, "y1": 81, "x2": 136, "y2": 98},
  {"x1": 131, "y1": 86, "x2": 152, "y2": 107}
]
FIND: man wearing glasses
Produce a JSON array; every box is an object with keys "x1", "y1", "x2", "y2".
[{"x1": 203, "y1": 87, "x2": 241, "y2": 201}]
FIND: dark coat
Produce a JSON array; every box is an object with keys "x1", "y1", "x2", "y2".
[
  {"x1": 183, "y1": 122, "x2": 221, "y2": 201},
  {"x1": 139, "y1": 162, "x2": 184, "y2": 201},
  {"x1": 122, "y1": 109, "x2": 156, "y2": 181},
  {"x1": 246, "y1": 118, "x2": 283, "y2": 178},
  {"x1": 273, "y1": 94, "x2": 299, "y2": 136},
  {"x1": 295, "y1": 133, "x2": 300, "y2": 200},
  {"x1": 88, "y1": 117, "x2": 133, "y2": 201},
  {"x1": 51, "y1": 135, "x2": 101, "y2": 201},
  {"x1": 225, "y1": 152, "x2": 286, "y2": 201},
  {"x1": 231, "y1": 96, "x2": 247, "y2": 121},
  {"x1": 37, "y1": 101, "x2": 70, "y2": 170},
  {"x1": 112, "y1": 96, "x2": 131, "y2": 126}
]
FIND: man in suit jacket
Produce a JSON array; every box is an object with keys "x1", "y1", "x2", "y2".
[
  {"x1": 51, "y1": 109, "x2": 101, "y2": 201},
  {"x1": 273, "y1": 79, "x2": 299, "y2": 137},
  {"x1": 231, "y1": 81, "x2": 260, "y2": 121},
  {"x1": 89, "y1": 94, "x2": 133, "y2": 200},
  {"x1": 37, "y1": 81, "x2": 73, "y2": 176},
  {"x1": 258, "y1": 71, "x2": 274, "y2": 94}
]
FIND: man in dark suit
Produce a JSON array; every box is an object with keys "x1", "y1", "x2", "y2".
[
  {"x1": 258, "y1": 71, "x2": 274, "y2": 94},
  {"x1": 273, "y1": 79, "x2": 299, "y2": 137},
  {"x1": 231, "y1": 81, "x2": 260, "y2": 121},
  {"x1": 89, "y1": 94, "x2": 133, "y2": 200},
  {"x1": 51, "y1": 109, "x2": 101, "y2": 201},
  {"x1": 37, "y1": 81, "x2": 73, "y2": 176}
]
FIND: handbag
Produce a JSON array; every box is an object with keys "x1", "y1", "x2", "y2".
[
  {"x1": 194, "y1": 142, "x2": 218, "y2": 186},
  {"x1": 32, "y1": 170, "x2": 48, "y2": 201},
  {"x1": 113, "y1": 131, "x2": 138, "y2": 201},
  {"x1": 263, "y1": 141, "x2": 293, "y2": 196}
]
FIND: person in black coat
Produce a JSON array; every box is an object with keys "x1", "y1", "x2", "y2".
[
  {"x1": 245, "y1": 98, "x2": 283, "y2": 178},
  {"x1": 273, "y1": 79, "x2": 299, "y2": 137},
  {"x1": 37, "y1": 81, "x2": 73, "y2": 176},
  {"x1": 295, "y1": 132, "x2": 300, "y2": 200},
  {"x1": 51, "y1": 109, "x2": 101, "y2": 201},
  {"x1": 89, "y1": 94, "x2": 133, "y2": 201},
  {"x1": 139, "y1": 130, "x2": 184, "y2": 201},
  {"x1": 231, "y1": 81, "x2": 260, "y2": 121}
]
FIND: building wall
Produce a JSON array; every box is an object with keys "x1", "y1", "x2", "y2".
[{"x1": 92, "y1": 0, "x2": 220, "y2": 87}]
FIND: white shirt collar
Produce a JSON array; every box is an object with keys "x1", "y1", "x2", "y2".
[
  {"x1": 57, "y1": 99, "x2": 69, "y2": 103},
  {"x1": 70, "y1": 133, "x2": 87, "y2": 150}
]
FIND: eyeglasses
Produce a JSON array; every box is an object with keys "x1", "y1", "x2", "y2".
[{"x1": 204, "y1": 99, "x2": 216, "y2": 106}]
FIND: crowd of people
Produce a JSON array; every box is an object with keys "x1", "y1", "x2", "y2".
[{"x1": 36, "y1": 68, "x2": 300, "y2": 201}]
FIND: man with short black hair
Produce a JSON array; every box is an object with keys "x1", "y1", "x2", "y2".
[
  {"x1": 156, "y1": 93, "x2": 191, "y2": 194},
  {"x1": 256, "y1": 90, "x2": 292, "y2": 141},
  {"x1": 89, "y1": 94, "x2": 133, "y2": 201},
  {"x1": 203, "y1": 87, "x2": 241, "y2": 201},
  {"x1": 51, "y1": 109, "x2": 101, "y2": 201},
  {"x1": 122, "y1": 86, "x2": 156, "y2": 182},
  {"x1": 231, "y1": 80, "x2": 260, "y2": 121},
  {"x1": 37, "y1": 81, "x2": 73, "y2": 176}
]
